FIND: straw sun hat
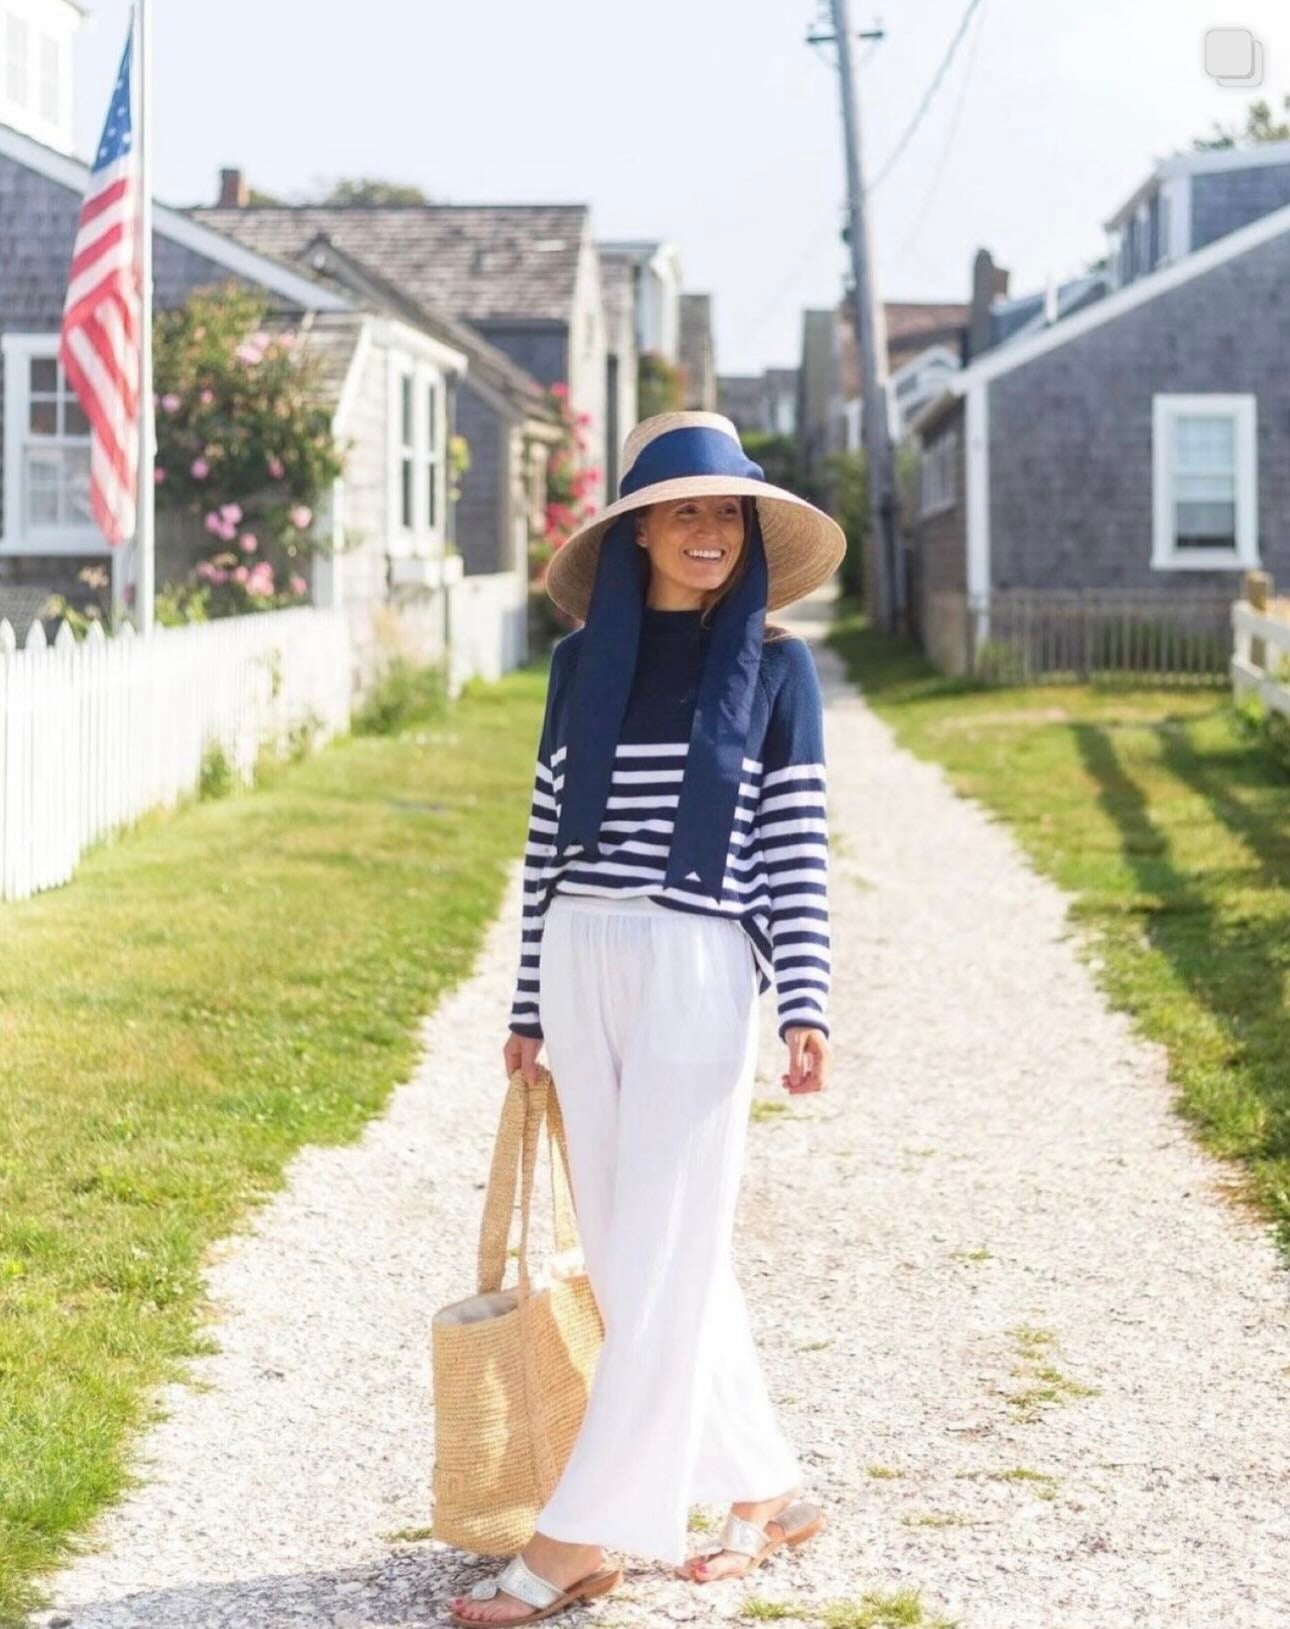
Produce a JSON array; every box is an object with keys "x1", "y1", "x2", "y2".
[{"x1": 544, "y1": 410, "x2": 846, "y2": 623}]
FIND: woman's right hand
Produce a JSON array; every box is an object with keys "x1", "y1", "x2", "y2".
[{"x1": 503, "y1": 1030, "x2": 544, "y2": 1088}]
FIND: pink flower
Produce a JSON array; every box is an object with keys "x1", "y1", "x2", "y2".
[
  {"x1": 199, "y1": 388, "x2": 214, "y2": 406},
  {"x1": 266, "y1": 455, "x2": 285, "y2": 479},
  {"x1": 153, "y1": 467, "x2": 167, "y2": 484},
  {"x1": 233, "y1": 564, "x2": 249, "y2": 585},
  {"x1": 219, "y1": 502, "x2": 243, "y2": 524},
  {"x1": 160, "y1": 392, "x2": 181, "y2": 414},
  {"x1": 235, "y1": 341, "x2": 263, "y2": 366},
  {"x1": 550, "y1": 382, "x2": 569, "y2": 399},
  {"x1": 289, "y1": 573, "x2": 307, "y2": 595},
  {"x1": 289, "y1": 504, "x2": 312, "y2": 530},
  {"x1": 203, "y1": 511, "x2": 224, "y2": 534},
  {"x1": 196, "y1": 561, "x2": 217, "y2": 582},
  {"x1": 239, "y1": 532, "x2": 258, "y2": 553},
  {"x1": 190, "y1": 457, "x2": 210, "y2": 479}
]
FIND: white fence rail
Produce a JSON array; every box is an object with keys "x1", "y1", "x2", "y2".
[
  {"x1": 1231, "y1": 601, "x2": 1290, "y2": 721},
  {"x1": 0, "y1": 607, "x2": 351, "y2": 902}
]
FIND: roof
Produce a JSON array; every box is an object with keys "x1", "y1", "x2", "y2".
[
  {"x1": 908, "y1": 190, "x2": 1290, "y2": 431},
  {"x1": 1105, "y1": 137, "x2": 1290, "y2": 230},
  {"x1": 189, "y1": 204, "x2": 590, "y2": 324},
  {"x1": 838, "y1": 300, "x2": 969, "y2": 399},
  {"x1": 289, "y1": 233, "x2": 557, "y2": 423},
  {"x1": 0, "y1": 121, "x2": 352, "y2": 315}
]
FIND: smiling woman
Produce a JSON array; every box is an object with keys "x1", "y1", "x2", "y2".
[{"x1": 632, "y1": 493, "x2": 750, "y2": 611}]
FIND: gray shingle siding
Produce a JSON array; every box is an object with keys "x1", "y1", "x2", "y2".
[
  {"x1": 454, "y1": 388, "x2": 504, "y2": 574},
  {"x1": 987, "y1": 224, "x2": 1290, "y2": 592},
  {"x1": 915, "y1": 406, "x2": 967, "y2": 595},
  {"x1": 0, "y1": 153, "x2": 265, "y2": 542},
  {"x1": 473, "y1": 323, "x2": 568, "y2": 391},
  {"x1": 1191, "y1": 163, "x2": 1290, "y2": 254}
]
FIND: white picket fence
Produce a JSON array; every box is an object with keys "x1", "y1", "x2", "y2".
[
  {"x1": 0, "y1": 607, "x2": 352, "y2": 902},
  {"x1": 1231, "y1": 600, "x2": 1290, "y2": 721}
]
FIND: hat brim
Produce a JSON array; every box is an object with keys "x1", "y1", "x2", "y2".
[{"x1": 544, "y1": 476, "x2": 848, "y2": 622}]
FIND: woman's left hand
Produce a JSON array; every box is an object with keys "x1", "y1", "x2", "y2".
[{"x1": 781, "y1": 1026, "x2": 830, "y2": 1094}]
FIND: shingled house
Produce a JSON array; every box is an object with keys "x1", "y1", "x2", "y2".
[
  {"x1": 0, "y1": 121, "x2": 546, "y2": 684},
  {"x1": 191, "y1": 186, "x2": 616, "y2": 516},
  {"x1": 908, "y1": 141, "x2": 1290, "y2": 674}
]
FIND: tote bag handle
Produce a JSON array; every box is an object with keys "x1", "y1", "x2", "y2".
[{"x1": 477, "y1": 1066, "x2": 579, "y2": 1297}]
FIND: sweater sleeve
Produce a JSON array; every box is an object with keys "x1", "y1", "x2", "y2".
[
  {"x1": 507, "y1": 644, "x2": 566, "y2": 1040},
  {"x1": 756, "y1": 638, "x2": 832, "y2": 1042}
]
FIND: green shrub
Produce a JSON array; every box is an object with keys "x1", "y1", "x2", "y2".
[
  {"x1": 198, "y1": 739, "x2": 235, "y2": 799},
  {"x1": 352, "y1": 654, "x2": 450, "y2": 736}
]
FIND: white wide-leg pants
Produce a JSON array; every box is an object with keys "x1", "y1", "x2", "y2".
[{"x1": 532, "y1": 891, "x2": 802, "y2": 1566}]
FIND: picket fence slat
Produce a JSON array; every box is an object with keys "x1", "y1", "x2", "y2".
[{"x1": 0, "y1": 607, "x2": 352, "y2": 903}]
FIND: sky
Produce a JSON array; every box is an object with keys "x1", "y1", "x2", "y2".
[{"x1": 72, "y1": 0, "x2": 1290, "y2": 376}]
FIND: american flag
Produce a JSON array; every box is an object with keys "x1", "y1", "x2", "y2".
[{"x1": 58, "y1": 20, "x2": 141, "y2": 547}]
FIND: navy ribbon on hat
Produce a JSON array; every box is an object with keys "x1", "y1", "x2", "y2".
[{"x1": 555, "y1": 429, "x2": 769, "y2": 903}]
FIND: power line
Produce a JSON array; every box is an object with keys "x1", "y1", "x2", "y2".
[
  {"x1": 892, "y1": 0, "x2": 990, "y2": 261},
  {"x1": 866, "y1": 0, "x2": 987, "y2": 196}
]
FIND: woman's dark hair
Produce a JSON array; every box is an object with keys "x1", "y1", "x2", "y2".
[{"x1": 655, "y1": 495, "x2": 790, "y2": 643}]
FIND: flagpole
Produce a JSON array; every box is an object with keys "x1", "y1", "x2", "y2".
[{"x1": 135, "y1": 0, "x2": 155, "y2": 635}]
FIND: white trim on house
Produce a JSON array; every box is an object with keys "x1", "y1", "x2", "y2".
[
  {"x1": 965, "y1": 379, "x2": 990, "y2": 637},
  {"x1": 915, "y1": 192, "x2": 1290, "y2": 406},
  {"x1": 1104, "y1": 140, "x2": 1290, "y2": 232},
  {"x1": 0, "y1": 120, "x2": 353, "y2": 314},
  {"x1": 385, "y1": 341, "x2": 455, "y2": 561},
  {"x1": 1, "y1": 329, "x2": 105, "y2": 555},
  {"x1": 1150, "y1": 392, "x2": 1259, "y2": 573},
  {"x1": 1160, "y1": 172, "x2": 1191, "y2": 265}
]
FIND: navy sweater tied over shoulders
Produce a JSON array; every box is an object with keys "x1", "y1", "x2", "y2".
[{"x1": 508, "y1": 607, "x2": 832, "y2": 1043}]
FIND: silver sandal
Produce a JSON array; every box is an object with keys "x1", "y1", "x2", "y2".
[
  {"x1": 449, "y1": 1551, "x2": 622, "y2": 1624},
  {"x1": 677, "y1": 1496, "x2": 825, "y2": 1581}
]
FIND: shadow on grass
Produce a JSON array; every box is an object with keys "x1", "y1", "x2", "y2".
[{"x1": 1031, "y1": 719, "x2": 1289, "y2": 1253}]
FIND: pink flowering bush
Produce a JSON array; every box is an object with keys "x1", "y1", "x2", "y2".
[{"x1": 153, "y1": 284, "x2": 347, "y2": 616}]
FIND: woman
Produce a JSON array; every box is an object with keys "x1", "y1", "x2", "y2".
[{"x1": 449, "y1": 411, "x2": 843, "y2": 1625}]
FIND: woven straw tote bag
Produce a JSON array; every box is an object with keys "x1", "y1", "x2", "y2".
[{"x1": 430, "y1": 1064, "x2": 604, "y2": 1555}]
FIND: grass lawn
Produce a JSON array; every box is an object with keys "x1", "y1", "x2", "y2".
[
  {"x1": 827, "y1": 598, "x2": 1290, "y2": 1261},
  {"x1": 0, "y1": 656, "x2": 548, "y2": 1627}
]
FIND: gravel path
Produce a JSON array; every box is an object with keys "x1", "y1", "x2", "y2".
[{"x1": 29, "y1": 584, "x2": 1290, "y2": 1629}]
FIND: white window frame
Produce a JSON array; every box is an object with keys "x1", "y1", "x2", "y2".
[
  {"x1": 918, "y1": 428, "x2": 958, "y2": 518},
  {"x1": 387, "y1": 349, "x2": 447, "y2": 559},
  {"x1": 1, "y1": 331, "x2": 104, "y2": 555},
  {"x1": 4, "y1": 10, "x2": 30, "y2": 110},
  {"x1": 1151, "y1": 392, "x2": 1258, "y2": 572}
]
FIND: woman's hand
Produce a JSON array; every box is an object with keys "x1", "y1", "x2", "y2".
[
  {"x1": 781, "y1": 1026, "x2": 830, "y2": 1095},
  {"x1": 503, "y1": 1029, "x2": 544, "y2": 1087}
]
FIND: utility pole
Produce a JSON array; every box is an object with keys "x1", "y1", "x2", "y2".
[{"x1": 809, "y1": 2, "x2": 905, "y2": 632}]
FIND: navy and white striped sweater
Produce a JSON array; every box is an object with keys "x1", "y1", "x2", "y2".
[{"x1": 508, "y1": 604, "x2": 832, "y2": 1043}]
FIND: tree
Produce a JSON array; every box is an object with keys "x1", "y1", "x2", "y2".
[
  {"x1": 1193, "y1": 94, "x2": 1290, "y2": 150},
  {"x1": 315, "y1": 177, "x2": 433, "y2": 206},
  {"x1": 638, "y1": 351, "x2": 684, "y2": 418}
]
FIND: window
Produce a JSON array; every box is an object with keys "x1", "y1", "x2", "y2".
[
  {"x1": 918, "y1": 429, "x2": 958, "y2": 517},
  {"x1": 38, "y1": 33, "x2": 58, "y2": 124},
  {"x1": 2, "y1": 336, "x2": 97, "y2": 548},
  {"x1": 425, "y1": 377, "x2": 442, "y2": 532},
  {"x1": 1151, "y1": 394, "x2": 1258, "y2": 570},
  {"x1": 6, "y1": 13, "x2": 29, "y2": 108},
  {"x1": 388, "y1": 351, "x2": 447, "y2": 554},
  {"x1": 398, "y1": 370, "x2": 414, "y2": 530}
]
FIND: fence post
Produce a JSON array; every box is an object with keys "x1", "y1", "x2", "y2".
[{"x1": 1244, "y1": 568, "x2": 1271, "y2": 675}]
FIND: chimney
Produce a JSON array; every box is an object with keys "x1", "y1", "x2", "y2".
[
  {"x1": 218, "y1": 168, "x2": 249, "y2": 208},
  {"x1": 967, "y1": 248, "x2": 1009, "y2": 364}
]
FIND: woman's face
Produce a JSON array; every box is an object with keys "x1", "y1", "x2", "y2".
[{"x1": 635, "y1": 494, "x2": 746, "y2": 607}]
